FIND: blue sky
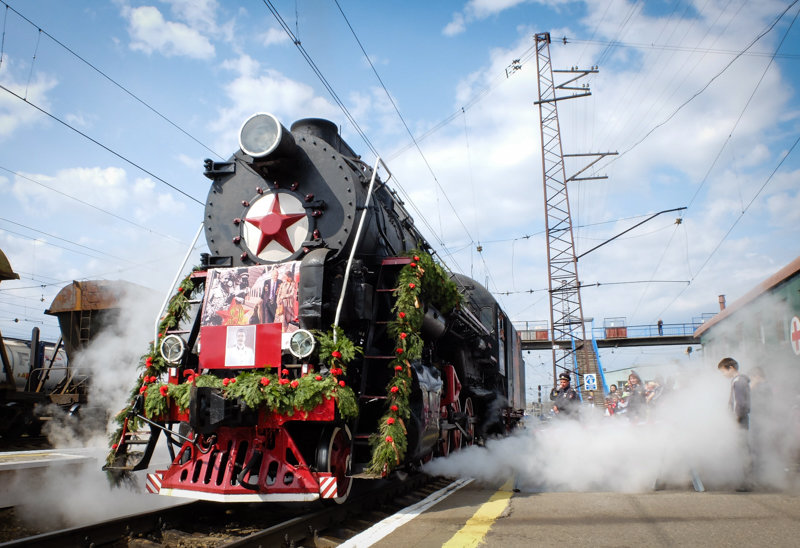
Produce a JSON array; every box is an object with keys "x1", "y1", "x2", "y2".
[{"x1": 1, "y1": 0, "x2": 798, "y2": 390}]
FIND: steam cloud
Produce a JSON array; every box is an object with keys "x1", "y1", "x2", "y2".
[
  {"x1": 426, "y1": 294, "x2": 800, "y2": 493},
  {"x1": 7, "y1": 281, "x2": 190, "y2": 531}
]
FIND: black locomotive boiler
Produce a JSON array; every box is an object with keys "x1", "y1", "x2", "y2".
[{"x1": 107, "y1": 112, "x2": 525, "y2": 503}]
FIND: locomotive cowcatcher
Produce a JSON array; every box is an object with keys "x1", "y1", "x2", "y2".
[{"x1": 105, "y1": 113, "x2": 525, "y2": 503}]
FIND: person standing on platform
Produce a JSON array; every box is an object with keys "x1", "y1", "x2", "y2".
[
  {"x1": 718, "y1": 357, "x2": 752, "y2": 490},
  {"x1": 626, "y1": 371, "x2": 647, "y2": 424},
  {"x1": 718, "y1": 357, "x2": 750, "y2": 429},
  {"x1": 550, "y1": 372, "x2": 579, "y2": 418}
]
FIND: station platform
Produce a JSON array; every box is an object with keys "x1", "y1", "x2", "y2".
[
  {"x1": 347, "y1": 478, "x2": 800, "y2": 547},
  {"x1": 0, "y1": 449, "x2": 99, "y2": 508},
  {"x1": 0, "y1": 449, "x2": 96, "y2": 472}
]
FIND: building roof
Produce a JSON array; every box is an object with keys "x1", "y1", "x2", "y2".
[{"x1": 694, "y1": 255, "x2": 800, "y2": 339}]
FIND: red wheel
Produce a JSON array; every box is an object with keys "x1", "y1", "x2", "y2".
[
  {"x1": 439, "y1": 404, "x2": 451, "y2": 457},
  {"x1": 317, "y1": 426, "x2": 352, "y2": 504},
  {"x1": 450, "y1": 400, "x2": 462, "y2": 450},
  {"x1": 463, "y1": 397, "x2": 476, "y2": 447}
]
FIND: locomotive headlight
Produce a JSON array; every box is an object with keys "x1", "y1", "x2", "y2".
[
  {"x1": 289, "y1": 329, "x2": 315, "y2": 359},
  {"x1": 239, "y1": 112, "x2": 296, "y2": 159}
]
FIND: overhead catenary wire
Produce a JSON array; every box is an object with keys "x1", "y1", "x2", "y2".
[
  {"x1": 0, "y1": 83, "x2": 205, "y2": 205},
  {"x1": 0, "y1": 0, "x2": 225, "y2": 160}
]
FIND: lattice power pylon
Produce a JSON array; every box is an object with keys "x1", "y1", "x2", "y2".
[{"x1": 534, "y1": 32, "x2": 609, "y2": 397}]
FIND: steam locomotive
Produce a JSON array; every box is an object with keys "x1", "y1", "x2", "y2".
[{"x1": 107, "y1": 113, "x2": 525, "y2": 503}]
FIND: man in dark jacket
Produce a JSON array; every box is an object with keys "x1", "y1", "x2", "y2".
[
  {"x1": 718, "y1": 357, "x2": 750, "y2": 429},
  {"x1": 550, "y1": 372, "x2": 579, "y2": 418}
]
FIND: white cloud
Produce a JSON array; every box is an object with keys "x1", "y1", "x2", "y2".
[
  {"x1": 260, "y1": 27, "x2": 290, "y2": 47},
  {"x1": 124, "y1": 5, "x2": 215, "y2": 59},
  {"x1": 0, "y1": 60, "x2": 58, "y2": 140},
  {"x1": 211, "y1": 55, "x2": 337, "y2": 147}
]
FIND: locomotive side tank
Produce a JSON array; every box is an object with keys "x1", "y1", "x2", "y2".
[{"x1": 107, "y1": 112, "x2": 524, "y2": 504}]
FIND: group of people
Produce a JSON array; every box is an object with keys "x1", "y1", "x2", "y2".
[
  {"x1": 202, "y1": 265, "x2": 300, "y2": 333},
  {"x1": 548, "y1": 370, "x2": 665, "y2": 423}
]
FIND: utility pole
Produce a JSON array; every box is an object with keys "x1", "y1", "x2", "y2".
[{"x1": 533, "y1": 32, "x2": 613, "y2": 401}]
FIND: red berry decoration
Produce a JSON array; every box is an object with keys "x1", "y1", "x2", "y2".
[
  {"x1": 396, "y1": 348, "x2": 403, "y2": 354},
  {"x1": 260, "y1": 377, "x2": 270, "y2": 386},
  {"x1": 387, "y1": 417, "x2": 395, "y2": 425},
  {"x1": 394, "y1": 365, "x2": 403, "y2": 371},
  {"x1": 145, "y1": 356, "x2": 153, "y2": 366},
  {"x1": 399, "y1": 312, "x2": 406, "y2": 319},
  {"x1": 139, "y1": 385, "x2": 147, "y2": 394},
  {"x1": 331, "y1": 350, "x2": 342, "y2": 359},
  {"x1": 281, "y1": 369, "x2": 289, "y2": 376},
  {"x1": 339, "y1": 380, "x2": 346, "y2": 387},
  {"x1": 410, "y1": 262, "x2": 417, "y2": 267},
  {"x1": 400, "y1": 332, "x2": 407, "y2": 339},
  {"x1": 414, "y1": 256, "x2": 420, "y2": 261},
  {"x1": 223, "y1": 378, "x2": 230, "y2": 386},
  {"x1": 408, "y1": 283, "x2": 416, "y2": 289},
  {"x1": 391, "y1": 386, "x2": 399, "y2": 393},
  {"x1": 291, "y1": 380, "x2": 299, "y2": 388},
  {"x1": 391, "y1": 405, "x2": 399, "y2": 412},
  {"x1": 315, "y1": 375, "x2": 323, "y2": 381},
  {"x1": 112, "y1": 444, "x2": 118, "y2": 450},
  {"x1": 279, "y1": 378, "x2": 289, "y2": 385},
  {"x1": 386, "y1": 436, "x2": 393, "y2": 443}
]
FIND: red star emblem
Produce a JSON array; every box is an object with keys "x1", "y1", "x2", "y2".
[{"x1": 245, "y1": 194, "x2": 306, "y2": 254}]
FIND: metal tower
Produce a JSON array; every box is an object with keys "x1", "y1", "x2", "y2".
[{"x1": 534, "y1": 32, "x2": 607, "y2": 397}]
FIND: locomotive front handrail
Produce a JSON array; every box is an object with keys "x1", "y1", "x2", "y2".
[
  {"x1": 154, "y1": 222, "x2": 204, "y2": 344},
  {"x1": 333, "y1": 157, "x2": 391, "y2": 341}
]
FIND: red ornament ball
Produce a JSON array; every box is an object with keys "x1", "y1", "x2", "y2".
[
  {"x1": 387, "y1": 417, "x2": 395, "y2": 425},
  {"x1": 223, "y1": 378, "x2": 230, "y2": 386},
  {"x1": 399, "y1": 312, "x2": 406, "y2": 319},
  {"x1": 396, "y1": 348, "x2": 403, "y2": 354},
  {"x1": 394, "y1": 365, "x2": 403, "y2": 371},
  {"x1": 400, "y1": 332, "x2": 407, "y2": 339},
  {"x1": 414, "y1": 255, "x2": 420, "y2": 261},
  {"x1": 331, "y1": 350, "x2": 342, "y2": 359},
  {"x1": 315, "y1": 375, "x2": 323, "y2": 381},
  {"x1": 390, "y1": 405, "x2": 399, "y2": 412},
  {"x1": 139, "y1": 385, "x2": 147, "y2": 394},
  {"x1": 390, "y1": 386, "x2": 399, "y2": 393},
  {"x1": 408, "y1": 283, "x2": 416, "y2": 289},
  {"x1": 260, "y1": 377, "x2": 270, "y2": 386},
  {"x1": 279, "y1": 378, "x2": 290, "y2": 385},
  {"x1": 386, "y1": 436, "x2": 394, "y2": 443},
  {"x1": 339, "y1": 380, "x2": 346, "y2": 387},
  {"x1": 290, "y1": 380, "x2": 299, "y2": 389}
]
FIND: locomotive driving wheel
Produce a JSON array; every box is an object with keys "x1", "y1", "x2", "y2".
[
  {"x1": 450, "y1": 400, "x2": 462, "y2": 451},
  {"x1": 463, "y1": 397, "x2": 476, "y2": 447},
  {"x1": 316, "y1": 425, "x2": 353, "y2": 504}
]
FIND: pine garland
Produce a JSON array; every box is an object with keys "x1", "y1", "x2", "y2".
[
  {"x1": 366, "y1": 250, "x2": 461, "y2": 476},
  {"x1": 106, "y1": 277, "x2": 362, "y2": 466}
]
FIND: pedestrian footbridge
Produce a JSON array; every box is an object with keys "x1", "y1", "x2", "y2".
[{"x1": 515, "y1": 320, "x2": 704, "y2": 351}]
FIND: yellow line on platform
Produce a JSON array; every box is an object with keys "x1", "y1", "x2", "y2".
[{"x1": 442, "y1": 479, "x2": 514, "y2": 548}]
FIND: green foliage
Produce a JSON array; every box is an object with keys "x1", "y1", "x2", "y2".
[
  {"x1": 315, "y1": 325, "x2": 363, "y2": 366},
  {"x1": 367, "y1": 250, "x2": 460, "y2": 476}
]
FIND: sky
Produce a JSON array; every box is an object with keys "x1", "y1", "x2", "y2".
[{"x1": 1, "y1": 0, "x2": 799, "y2": 393}]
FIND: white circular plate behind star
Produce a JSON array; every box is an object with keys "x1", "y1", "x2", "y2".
[{"x1": 242, "y1": 192, "x2": 309, "y2": 263}]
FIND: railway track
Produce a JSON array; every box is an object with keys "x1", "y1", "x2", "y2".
[{"x1": 0, "y1": 473, "x2": 455, "y2": 547}]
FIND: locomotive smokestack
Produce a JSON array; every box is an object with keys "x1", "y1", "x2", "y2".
[
  {"x1": 238, "y1": 112, "x2": 296, "y2": 160},
  {"x1": 718, "y1": 294, "x2": 726, "y2": 311}
]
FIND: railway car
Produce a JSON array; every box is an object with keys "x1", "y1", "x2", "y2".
[
  {"x1": 0, "y1": 332, "x2": 71, "y2": 438},
  {"x1": 106, "y1": 112, "x2": 525, "y2": 503}
]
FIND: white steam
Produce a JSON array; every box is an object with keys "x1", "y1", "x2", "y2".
[
  {"x1": 425, "y1": 361, "x2": 798, "y2": 492},
  {"x1": 8, "y1": 281, "x2": 190, "y2": 532}
]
